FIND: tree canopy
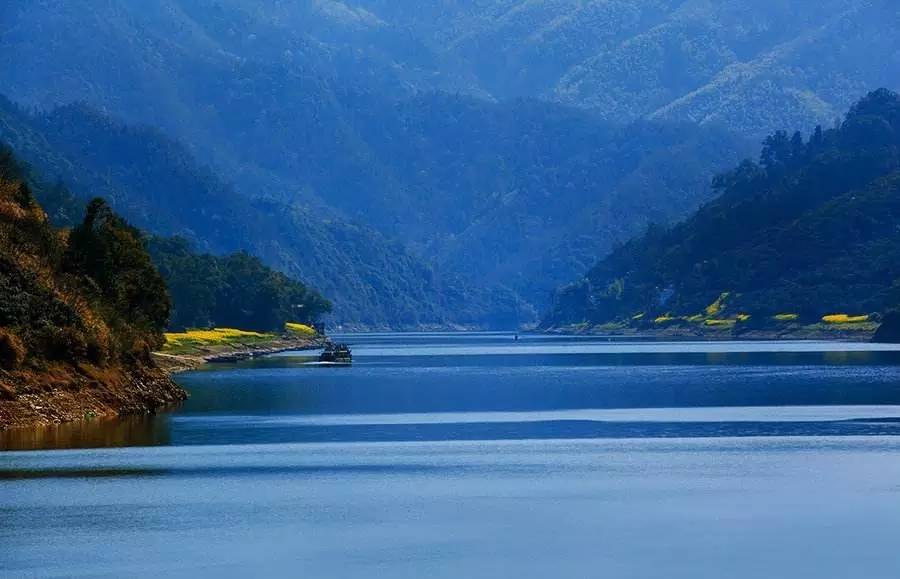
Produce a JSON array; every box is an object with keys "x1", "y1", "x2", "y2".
[{"x1": 147, "y1": 236, "x2": 332, "y2": 332}]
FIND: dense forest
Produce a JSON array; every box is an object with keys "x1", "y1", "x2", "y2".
[
  {"x1": 148, "y1": 237, "x2": 331, "y2": 332},
  {"x1": 544, "y1": 89, "x2": 900, "y2": 332},
  {"x1": 0, "y1": 92, "x2": 747, "y2": 325},
  {"x1": 2, "y1": 2, "x2": 895, "y2": 328},
  {"x1": 0, "y1": 139, "x2": 334, "y2": 334},
  {"x1": 353, "y1": 0, "x2": 897, "y2": 135},
  {"x1": 0, "y1": 148, "x2": 185, "y2": 426}
]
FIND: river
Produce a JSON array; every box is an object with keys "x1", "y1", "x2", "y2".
[{"x1": 4, "y1": 333, "x2": 900, "y2": 577}]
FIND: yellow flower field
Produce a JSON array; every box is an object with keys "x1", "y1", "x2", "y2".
[
  {"x1": 285, "y1": 322, "x2": 317, "y2": 336},
  {"x1": 163, "y1": 328, "x2": 272, "y2": 352},
  {"x1": 821, "y1": 314, "x2": 870, "y2": 324}
]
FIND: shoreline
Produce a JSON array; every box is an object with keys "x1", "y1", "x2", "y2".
[
  {"x1": 152, "y1": 335, "x2": 325, "y2": 375},
  {"x1": 541, "y1": 325, "x2": 879, "y2": 342},
  {"x1": 0, "y1": 363, "x2": 186, "y2": 432},
  {"x1": 1, "y1": 336, "x2": 323, "y2": 433},
  {"x1": 4, "y1": 329, "x2": 890, "y2": 434}
]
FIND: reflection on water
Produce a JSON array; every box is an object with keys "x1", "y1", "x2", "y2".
[{"x1": 1, "y1": 414, "x2": 174, "y2": 451}]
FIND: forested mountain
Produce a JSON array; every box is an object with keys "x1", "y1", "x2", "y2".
[
  {"x1": 543, "y1": 90, "x2": 900, "y2": 330},
  {"x1": 337, "y1": 93, "x2": 747, "y2": 305},
  {"x1": 355, "y1": 0, "x2": 898, "y2": 135},
  {"x1": 10, "y1": 0, "x2": 894, "y2": 136},
  {"x1": 0, "y1": 149, "x2": 185, "y2": 427},
  {"x1": 4, "y1": 1, "x2": 892, "y2": 327},
  {"x1": 0, "y1": 139, "x2": 332, "y2": 335},
  {"x1": 0, "y1": 92, "x2": 746, "y2": 318},
  {"x1": 0, "y1": 96, "x2": 513, "y2": 328},
  {"x1": 1, "y1": 0, "x2": 468, "y2": 208},
  {"x1": 0, "y1": 1, "x2": 753, "y2": 320}
]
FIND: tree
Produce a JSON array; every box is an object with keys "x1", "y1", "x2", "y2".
[{"x1": 65, "y1": 198, "x2": 170, "y2": 347}]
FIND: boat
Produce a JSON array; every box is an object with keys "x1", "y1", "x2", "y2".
[{"x1": 318, "y1": 343, "x2": 352, "y2": 365}]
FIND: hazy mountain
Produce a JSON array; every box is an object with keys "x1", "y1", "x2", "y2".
[
  {"x1": 353, "y1": 0, "x2": 899, "y2": 136},
  {"x1": 543, "y1": 90, "x2": 900, "y2": 330},
  {"x1": 0, "y1": 96, "x2": 520, "y2": 328},
  {"x1": 7, "y1": 1, "x2": 891, "y2": 325},
  {"x1": 1, "y1": 2, "x2": 754, "y2": 314}
]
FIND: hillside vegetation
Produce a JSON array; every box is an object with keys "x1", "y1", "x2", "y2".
[
  {"x1": 0, "y1": 90, "x2": 747, "y2": 324},
  {"x1": 0, "y1": 2, "x2": 756, "y2": 323},
  {"x1": 0, "y1": 97, "x2": 517, "y2": 328},
  {"x1": 544, "y1": 89, "x2": 900, "y2": 334},
  {"x1": 147, "y1": 237, "x2": 331, "y2": 331},
  {"x1": 354, "y1": 0, "x2": 898, "y2": 135},
  {"x1": 0, "y1": 149, "x2": 185, "y2": 428},
  {"x1": 4, "y1": 1, "x2": 894, "y2": 326}
]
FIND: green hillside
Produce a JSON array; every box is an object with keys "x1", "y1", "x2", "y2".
[
  {"x1": 544, "y1": 89, "x2": 900, "y2": 333},
  {"x1": 9, "y1": 2, "x2": 892, "y2": 325},
  {"x1": 0, "y1": 2, "x2": 753, "y2": 320}
]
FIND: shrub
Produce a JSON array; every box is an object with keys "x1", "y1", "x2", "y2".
[
  {"x1": 85, "y1": 333, "x2": 111, "y2": 365},
  {"x1": 125, "y1": 336, "x2": 154, "y2": 364},
  {"x1": 38, "y1": 326, "x2": 88, "y2": 361},
  {"x1": 0, "y1": 329, "x2": 26, "y2": 369}
]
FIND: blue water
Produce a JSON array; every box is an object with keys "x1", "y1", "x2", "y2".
[{"x1": 4, "y1": 333, "x2": 900, "y2": 577}]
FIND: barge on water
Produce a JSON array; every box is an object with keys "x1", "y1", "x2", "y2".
[{"x1": 318, "y1": 343, "x2": 352, "y2": 365}]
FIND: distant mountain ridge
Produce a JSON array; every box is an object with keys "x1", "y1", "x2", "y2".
[
  {"x1": 0, "y1": 96, "x2": 518, "y2": 328},
  {"x1": 353, "y1": 0, "x2": 899, "y2": 136},
  {"x1": 543, "y1": 89, "x2": 900, "y2": 331},
  {"x1": 6, "y1": 1, "x2": 893, "y2": 327},
  {"x1": 0, "y1": 2, "x2": 757, "y2": 323}
]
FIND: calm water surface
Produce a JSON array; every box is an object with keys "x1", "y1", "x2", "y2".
[{"x1": 4, "y1": 333, "x2": 900, "y2": 577}]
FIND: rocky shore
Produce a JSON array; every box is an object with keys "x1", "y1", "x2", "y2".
[
  {"x1": 1, "y1": 337, "x2": 322, "y2": 431},
  {"x1": 0, "y1": 364, "x2": 187, "y2": 430}
]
